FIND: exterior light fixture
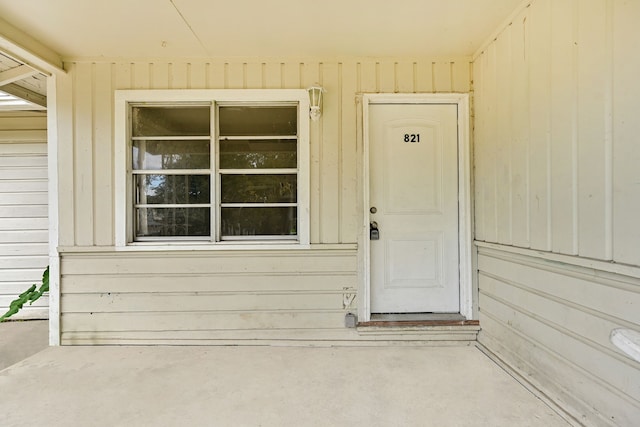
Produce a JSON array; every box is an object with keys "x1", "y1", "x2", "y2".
[{"x1": 307, "y1": 85, "x2": 325, "y2": 121}]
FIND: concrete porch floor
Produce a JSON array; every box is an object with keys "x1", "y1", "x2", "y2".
[{"x1": 0, "y1": 321, "x2": 574, "y2": 427}]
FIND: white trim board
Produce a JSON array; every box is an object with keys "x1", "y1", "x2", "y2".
[
  {"x1": 47, "y1": 74, "x2": 60, "y2": 345},
  {"x1": 359, "y1": 93, "x2": 473, "y2": 322},
  {"x1": 475, "y1": 241, "x2": 640, "y2": 281},
  {"x1": 114, "y1": 89, "x2": 310, "y2": 249},
  {"x1": 472, "y1": 0, "x2": 533, "y2": 61},
  {"x1": 0, "y1": 16, "x2": 64, "y2": 75}
]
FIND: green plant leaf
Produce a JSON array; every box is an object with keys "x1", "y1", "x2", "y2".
[
  {"x1": 0, "y1": 266, "x2": 49, "y2": 322},
  {"x1": 29, "y1": 266, "x2": 50, "y2": 304}
]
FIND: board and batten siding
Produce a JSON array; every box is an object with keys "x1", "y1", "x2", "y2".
[
  {"x1": 53, "y1": 57, "x2": 471, "y2": 342},
  {"x1": 0, "y1": 112, "x2": 49, "y2": 320},
  {"x1": 473, "y1": 0, "x2": 640, "y2": 425}
]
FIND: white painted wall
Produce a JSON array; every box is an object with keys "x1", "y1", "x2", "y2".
[
  {"x1": 0, "y1": 112, "x2": 48, "y2": 320},
  {"x1": 54, "y1": 57, "x2": 471, "y2": 341},
  {"x1": 473, "y1": 0, "x2": 640, "y2": 425}
]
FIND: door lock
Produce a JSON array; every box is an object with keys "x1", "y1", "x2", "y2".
[{"x1": 370, "y1": 221, "x2": 380, "y2": 240}]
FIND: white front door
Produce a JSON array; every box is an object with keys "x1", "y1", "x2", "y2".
[{"x1": 369, "y1": 103, "x2": 459, "y2": 313}]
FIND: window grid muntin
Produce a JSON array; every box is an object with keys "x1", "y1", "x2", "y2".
[
  {"x1": 216, "y1": 102, "x2": 299, "y2": 241},
  {"x1": 135, "y1": 206, "x2": 211, "y2": 238},
  {"x1": 130, "y1": 100, "x2": 301, "y2": 242},
  {"x1": 132, "y1": 171, "x2": 213, "y2": 239},
  {"x1": 130, "y1": 103, "x2": 213, "y2": 241}
]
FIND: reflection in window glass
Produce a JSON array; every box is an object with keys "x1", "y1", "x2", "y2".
[
  {"x1": 132, "y1": 107, "x2": 210, "y2": 137},
  {"x1": 133, "y1": 140, "x2": 210, "y2": 170},
  {"x1": 221, "y1": 207, "x2": 297, "y2": 236},
  {"x1": 219, "y1": 106, "x2": 297, "y2": 136},
  {"x1": 136, "y1": 175, "x2": 210, "y2": 204},
  {"x1": 219, "y1": 139, "x2": 296, "y2": 169},
  {"x1": 136, "y1": 207, "x2": 210, "y2": 237},
  {"x1": 221, "y1": 175, "x2": 296, "y2": 203}
]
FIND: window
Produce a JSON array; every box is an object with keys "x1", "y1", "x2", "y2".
[{"x1": 115, "y1": 90, "x2": 310, "y2": 247}]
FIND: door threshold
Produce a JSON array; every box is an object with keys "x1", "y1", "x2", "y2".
[{"x1": 359, "y1": 313, "x2": 479, "y2": 327}]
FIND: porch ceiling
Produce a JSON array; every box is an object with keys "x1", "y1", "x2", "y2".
[
  {"x1": 0, "y1": 52, "x2": 47, "y2": 111},
  {"x1": 0, "y1": 0, "x2": 522, "y2": 59}
]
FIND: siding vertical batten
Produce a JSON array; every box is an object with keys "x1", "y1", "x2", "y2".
[
  {"x1": 337, "y1": 62, "x2": 344, "y2": 242},
  {"x1": 603, "y1": 0, "x2": 614, "y2": 261},
  {"x1": 577, "y1": 0, "x2": 608, "y2": 260},
  {"x1": 473, "y1": 0, "x2": 640, "y2": 424},
  {"x1": 317, "y1": 63, "x2": 325, "y2": 242},
  {"x1": 543, "y1": 0, "x2": 553, "y2": 252},
  {"x1": 430, "y1": 62, "x2": 436, "y2": 92},
  {"x1": 549, "y1": 0, "x2": 575, "y2": 254},
  {"x1": 490, "y1": 45, "x2": 499, "y2": 241},
  {"x1": 571, "y1": 0, "x2": 580, "y2": 255},
  {"x1": 57, "y1": 65, "x2": 74, "y2": 248},
  {"x1": 74, "y1": 62, "x2": 95, "y2": 246},
  {"x1": 495, "y1": 27, "x2": 512, "y2": 245},
  {"x1": 90, "y1": 62, "x2": 96, "y2": 245},
  {"x1": 340, "y1": 61, "x2": 358, "y2": 244},
  {"x1": 412, "y1": 62, "x2": 418, "y2": 93},
  {"x1": 510, "y1": 9, "x2": 530, "y2": 248},
  {"x1": 612, "y1": 0, "x2": 640, "y2": 265},
  {"x1": 473, "y1": 52, "x2": 485, "y2": 242},
  {"x1": 304, "y1": 62, "x2": 321, "y2": 244},
  {"x1": 93, "y1": 62, "x2": 114, "y2": 246},
  {"x1": 528, "y1": 0, "x2": 551, "y2": 251},
  {"x1": 110, "y1": 63, "x2": 117, "y2": 240},
  {"x1": 524, "y1": 8, "x2": 532, "y2": 249},
  {"x1": 321, "y1": 62, "x2": 340, "y2": 243}
]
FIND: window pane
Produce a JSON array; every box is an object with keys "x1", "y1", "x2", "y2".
[
  {"x1": 132, "y1": 106, "x2": 210, "y2": 137},
  {"x1": 219, "y1": 139, "x2": 296, "y2": 169},
  {"x1": 133, "y1": 140, "x2": 210, "y2": 170},
  {"x1": 221, "y1": 175, "x2": 296, "y2": 203},
  {"x1": 136, "y1": 175, "x2": 210, "y2": 204},
  {"x1": 136, "y1": 207, "x2": 210, "y2": 237},
  {"x1": 219, "y1": 106, "x2": 297, "y2": 136},
  {"x1": 221, "y1": 207, "x2": 297, "y2": 236}
]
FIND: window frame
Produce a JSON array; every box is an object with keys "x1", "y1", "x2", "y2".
[
  {"x1": 216, "y1": 102, "x2": 300, "y2": 242},
  {"x1": 115, "y1": 89, "x2": 310, "y2": 249}
]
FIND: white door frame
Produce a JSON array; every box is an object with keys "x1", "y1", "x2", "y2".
[{"x1": 360, "y1": 93, "x2": 472, "y2": 322}]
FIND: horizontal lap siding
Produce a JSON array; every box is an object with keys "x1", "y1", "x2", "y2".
[
  {"x1": 0, "y1": 113, "x2": 48, "y2": 320},
  {"x1": 60, "y1": 249, "x2": 358, "y2": 343},
  {"x1": 478, "y1": 248, "x2": 640, "y2": 426}
]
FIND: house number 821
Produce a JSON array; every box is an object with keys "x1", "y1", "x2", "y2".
[{"x1": 404, "y1": 134, "x2": 420, "y2": 143}]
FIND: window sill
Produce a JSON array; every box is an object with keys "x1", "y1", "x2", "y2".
[
  {"x1": 57, "y1": 243, "x2": 357, "y2": 253},
  {"x1": 122, "y1": 241, "x2": 309, "y2": 251}
]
